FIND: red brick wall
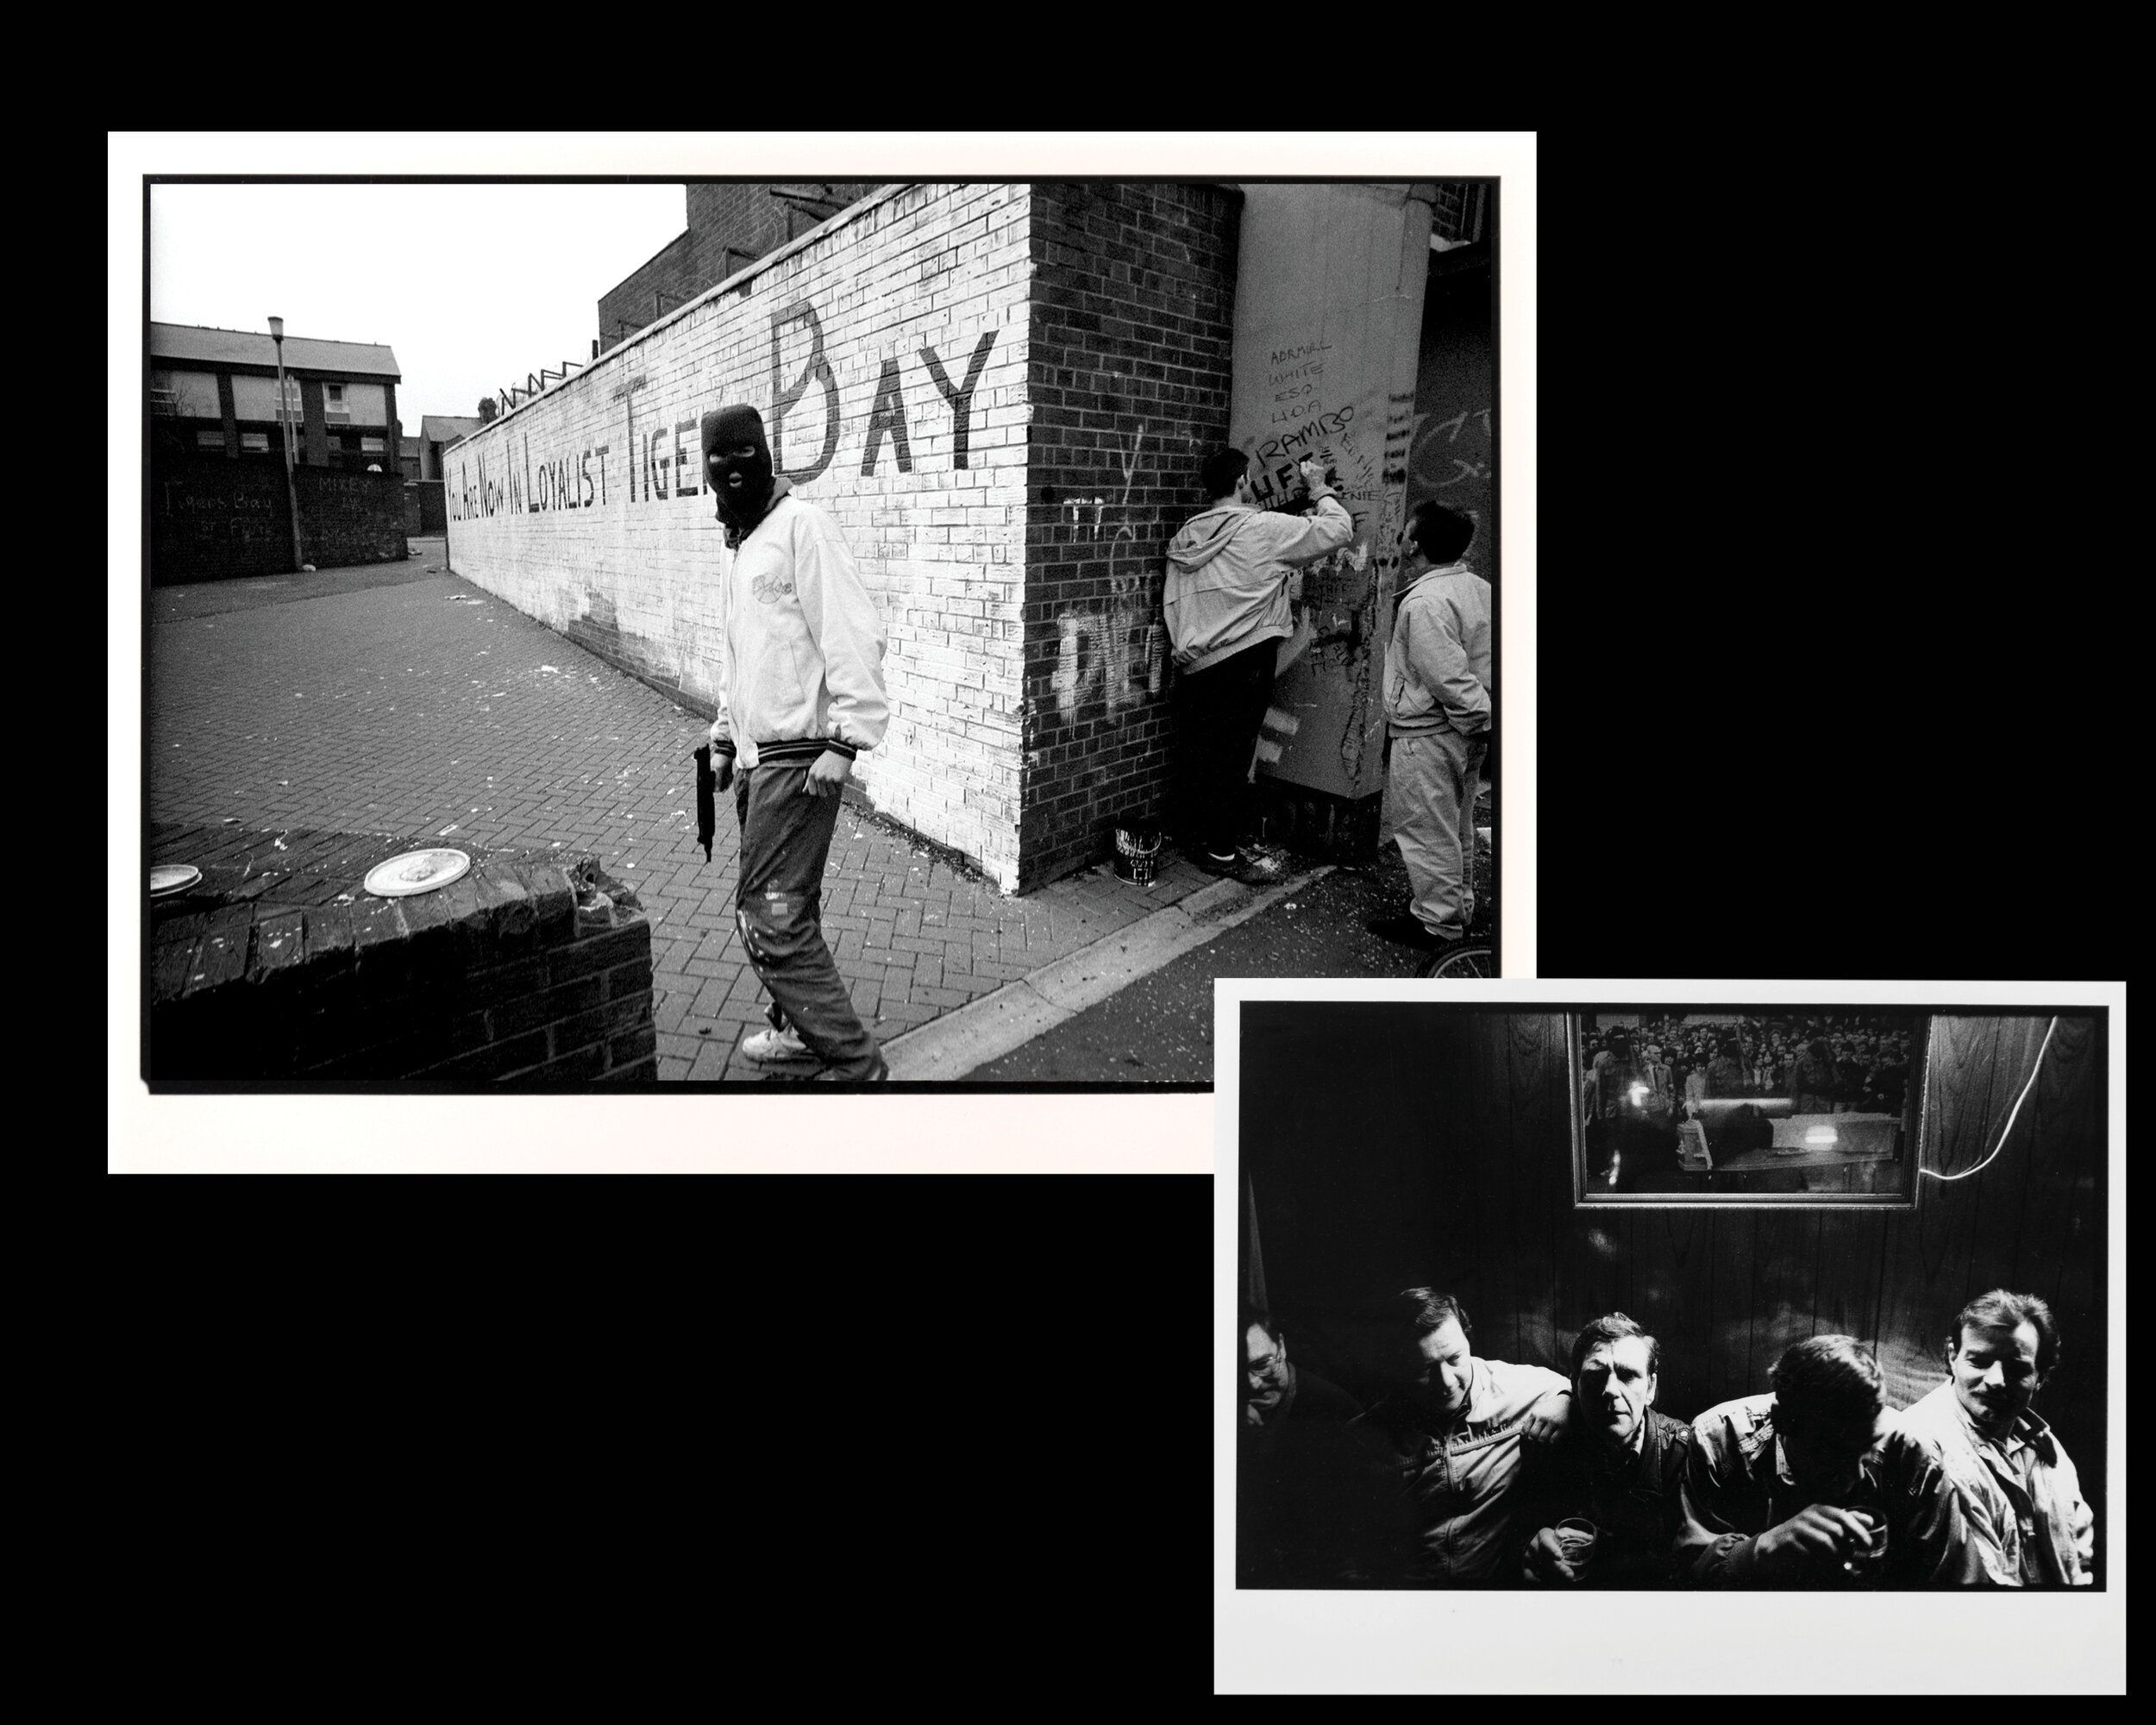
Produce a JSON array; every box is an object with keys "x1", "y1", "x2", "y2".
[
  {"x1": 149, "y1": 825, "x2": 656, "y2": 1082},
  {"x1": 1017, "y1": 182, "x2": 1242, "y2": 889}
]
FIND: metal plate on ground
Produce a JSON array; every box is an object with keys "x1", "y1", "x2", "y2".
[
  {"x1": 363, "y1": 849, "x2": 473, "y2": 897},
  {"x1": 150, "y1": 863, "x2": 203, "y2": 897}
]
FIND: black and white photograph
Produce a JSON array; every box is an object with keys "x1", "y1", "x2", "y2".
[
  {"x1": 1214, "y1": 981, "x2": 2122, "y2": 1692},
  {"x1": 116, "y1": 136, "x2": 1528, "y2": 1157}
]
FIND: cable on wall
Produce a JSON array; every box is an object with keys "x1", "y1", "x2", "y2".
[{"x1": 1920, "y1": 1016, "x2": 2059, "y2": 1182}]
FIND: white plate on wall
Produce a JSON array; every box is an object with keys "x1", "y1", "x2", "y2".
[{"x1": 363, "y1": 849, "x2": 473, "y2": 897}]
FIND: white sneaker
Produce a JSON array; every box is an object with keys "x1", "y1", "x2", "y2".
[{"x1": 742, "y1": 1025, "x2": 811, "y2": 1062}]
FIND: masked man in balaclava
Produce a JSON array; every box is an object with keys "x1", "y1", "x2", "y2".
[{"x1": 699, "y1": 403, "x2": 891, "y2": 1082}]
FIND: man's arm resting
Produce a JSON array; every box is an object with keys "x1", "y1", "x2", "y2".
[{"x1": 1520, "y1": 1386, "x2": 1573, "y2": 1446}]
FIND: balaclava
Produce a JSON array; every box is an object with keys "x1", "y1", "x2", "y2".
[{"x1": 701, "y1": 405, "x2": 777, "y2": 540}]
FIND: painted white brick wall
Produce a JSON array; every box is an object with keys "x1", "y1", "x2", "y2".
[{"x1": 445, "y1": 183, "x2": 1032, "y2": 890}]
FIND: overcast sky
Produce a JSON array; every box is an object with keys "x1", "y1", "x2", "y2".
[{"x1": 149, "y1": 180, "x2": 691, "y2": 427}]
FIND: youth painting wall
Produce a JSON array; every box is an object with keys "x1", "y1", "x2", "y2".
[
  {"x1": 444, "y1": 180, "x2": 1244, "y2": 894},
  {"x1": 1236, "y1": 1003, "x2": 2109, "y2": 1578},
  {"x1": 1225, "y1": 184, "x2": 1438, "y2": 851}
]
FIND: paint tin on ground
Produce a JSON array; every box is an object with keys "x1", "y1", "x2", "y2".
[
  {"x1": 1112, "y1": 820, "x2": 1163, "y2": 888},
  {"x1": 151, "y1": 863, "x2": 203, "y2": 897}
]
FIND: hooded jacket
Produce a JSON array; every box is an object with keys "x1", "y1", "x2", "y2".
[
  {"x1": 1163, "y1": 491, "x2": 1355, "y2": 674},
  {"x1": 707, "y1": 477, "x2": 889, "y2": 771}
]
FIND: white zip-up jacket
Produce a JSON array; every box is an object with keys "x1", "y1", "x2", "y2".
[
  {"x1": 707, "y1": 483, "x2": 888, "y2": 771},
  {"x1": 1383, "y1": 562, "x2": 1490, "y2": 739}
]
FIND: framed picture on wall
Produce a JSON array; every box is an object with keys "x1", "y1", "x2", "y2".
[{"x1": 1570, "y1": 1007, "x2": 1929, "y2": 1208}]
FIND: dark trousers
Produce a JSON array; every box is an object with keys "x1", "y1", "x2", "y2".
[
  {"x1": 1177, "y1": 637, "x2": 1279, "y2": 856},
  {"x1": 734, "y1": 763, "x2": 882, "y2": 1079}
]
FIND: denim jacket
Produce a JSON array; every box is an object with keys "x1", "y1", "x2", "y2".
[
  {"x1": 1356, "y1": 1355, "x2": 1570, "y2": 1585},
  {"x1": 1896, "y1": 1381, "x2": 2094, "y2": 1585},
  {"x1": 1677, "y1": 1393, "x2": 1984, "y2": 1588}
]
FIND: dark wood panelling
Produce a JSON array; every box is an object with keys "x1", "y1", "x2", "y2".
[{"x1": 1240, "y1": 1006, "x2": 2107, "y2": 1570}]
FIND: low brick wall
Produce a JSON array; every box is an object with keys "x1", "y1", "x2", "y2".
[
  {"x1": 148, "y1": 823, "x2": 655, "y2": 1082},
  {"x1": 152, "y1": 458, "x2": 411, "y2": 584}
]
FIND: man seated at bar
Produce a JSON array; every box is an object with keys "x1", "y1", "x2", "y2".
[
  {"x1": 1520, "y1": 1313, "x2": 1696, "y2": 1589},
  {"x1": 1896, "y1": 1289, "x2": 2095, "y2": 1585},
  {"x1": 1677, "y1": 1333, "x2": 1982, "y2": 1587},
  {"x1": 1351, "y1": 1289, "x2": 1574, "y2": 1586},
  {"x1": 1238, "y1": 1308, "x2": 1411, "y2": 1585}
]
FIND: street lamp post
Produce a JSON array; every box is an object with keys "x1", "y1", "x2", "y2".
[{"x1": 269, "y1": 316, "x2": 304, "y2": 573}]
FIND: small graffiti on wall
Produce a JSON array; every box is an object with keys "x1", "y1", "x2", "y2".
[
  {"x1": 1411, "y1": 404, "x2": 1492, "y2": 493},
  {"x1": 1234, "y1": 375, "x2": 1413, "y2": 788},
  {"x1": 1050, "y1": 423, "x2": 1167, "y2": 724},
  {"x1": 450, "y1": 298, "x2": 998, "y2": 523}
]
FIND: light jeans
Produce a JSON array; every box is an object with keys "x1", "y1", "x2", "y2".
[{"x1": 1388, "y1": 728, "x2": 1485, "y2": 939}]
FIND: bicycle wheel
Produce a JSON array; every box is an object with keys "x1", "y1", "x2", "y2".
[{"x1": 1421, "y1": 942, "x2": 1495, "y2": 980}]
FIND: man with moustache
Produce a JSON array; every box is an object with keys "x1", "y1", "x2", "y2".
[
  {"x1": 1896, "y1": 1289, "x2": 2095, "y2": 1584},
  {"x1": 1238, "y1": 1310, "x2": 1414, "y2": 1585},
  {"x1": 1677, "y1": 1333, "x2": 1984, "y2": 1587},
  {"x1": 1520, "y1": 1314, "x2": 1696, "y2": 1589},
  {"x1": 698, "y1": 404, "x2": 890, "y2": 1082},
  {"x1": 1244, "y1": 1311, "x2": 1363, "y2": 1432},
  {"x1": 1351, "y1": 1289, "x2": 1575, "y2": 1586}
]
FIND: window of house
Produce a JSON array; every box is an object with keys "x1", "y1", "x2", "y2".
[
  {"x1": 360, "y1": 436, "x2": 385, "y2": 453},
  {"x1": 153, "y1": 369, "x2": 223, "y2": 419},
  {"x1": 241, "y1": 431, "x2": 270, "y2": 453},
  {"x1": 196, "y1": 430, "x2": 225, "y2": 449},
  {"x1": 1571, "y1": 1007, "x2": 1926, "y2": 1208},
  {"x1": 324, "y1": 383, "x2": 350, "y2": 424}
]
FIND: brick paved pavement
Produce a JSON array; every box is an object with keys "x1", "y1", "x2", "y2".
[{"x1": 147, "y1": 551, "x2": 1230, "y2": 1081}]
